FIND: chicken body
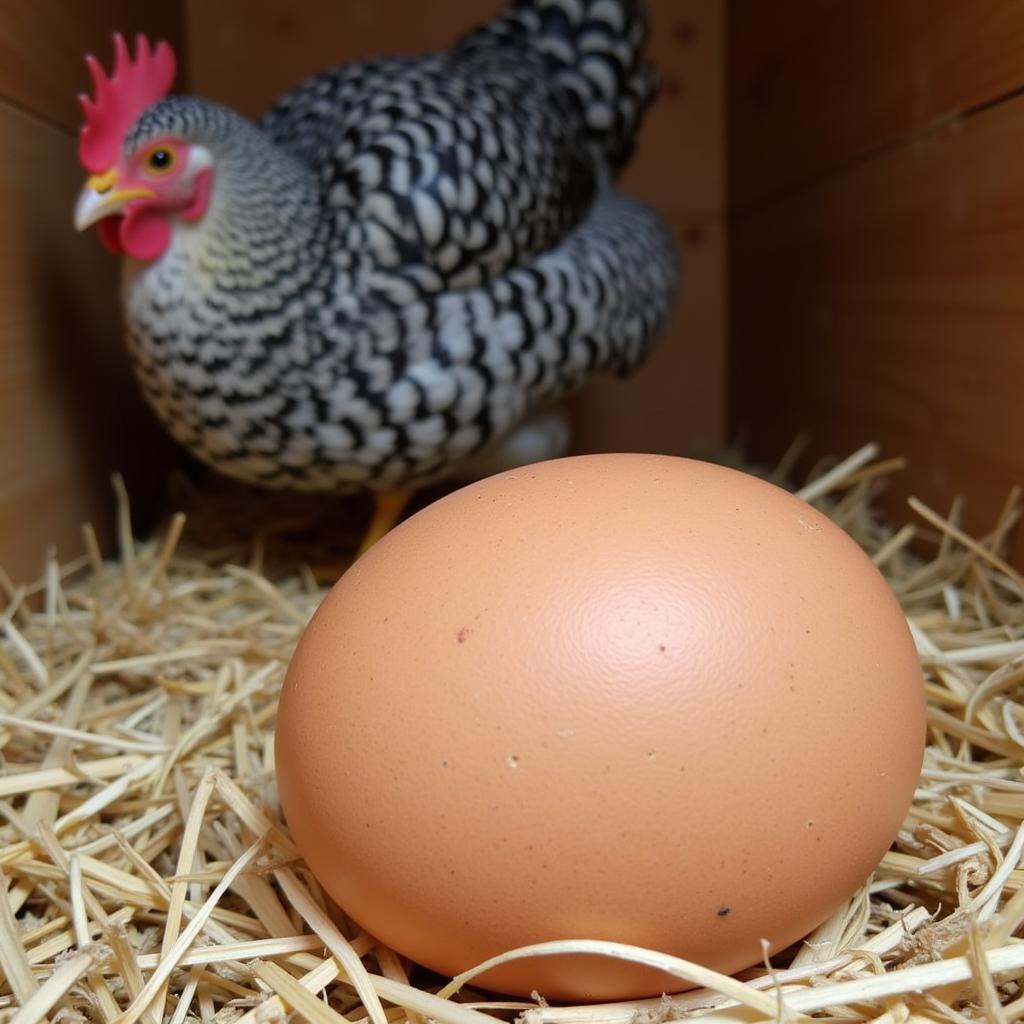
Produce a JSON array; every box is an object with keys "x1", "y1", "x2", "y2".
[{"x1": 80, "y1": 0, "x2": 678, "y2": 493}]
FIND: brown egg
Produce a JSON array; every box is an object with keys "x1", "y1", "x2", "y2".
[{"x1": 275, "y1": 454, "x2": 926, "y2": 1002}]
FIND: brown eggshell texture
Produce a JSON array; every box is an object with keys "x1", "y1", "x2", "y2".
[{"x1": 275, "y1": 454, "x2": 926, "y2": 1002}]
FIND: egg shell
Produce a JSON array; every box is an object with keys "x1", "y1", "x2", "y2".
[{"x1": 275, "y1": 453, "x2": 926, "y2": 1001}]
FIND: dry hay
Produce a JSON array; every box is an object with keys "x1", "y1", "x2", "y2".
[{"x1": 2, "y1": 442, "x2": 1024, "y2": 1024}]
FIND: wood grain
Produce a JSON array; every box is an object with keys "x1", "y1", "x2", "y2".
[
  {"x1": 0, "y1": 101, "x2": 176, "y2": 586},
  {"x1": 186, "y1": 0, "x2": 726, "y2": 458},
  {"x1": 184, "y1": 0, "x2": 505, "y2": 116},
  {"x1": 619, "y1": 0, "x2": 725, "y2": 217},
  {"x1": 576, "y1": 0, "x2": 726, "y2": 454},
  {"x1": 570, "y1": 215, "x2": 725, "y2": 458},
  {"x1": 730, "y1": 0, "x2": 1024, "y2": 208},
  {"x1": 0, "y1": 1, "x2": 183, "y2": 130},
  {"x1": 730, "y1": 91, "x2": 1024, "y2": 566}
]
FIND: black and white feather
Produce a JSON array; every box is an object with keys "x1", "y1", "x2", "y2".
[{"x1": 121, "y1": 0, "x2": 678, "y2": 492}]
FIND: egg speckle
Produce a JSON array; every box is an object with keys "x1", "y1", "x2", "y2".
[{"x1": 275, "y1": 454, "x2": 926, "y2": 1002}]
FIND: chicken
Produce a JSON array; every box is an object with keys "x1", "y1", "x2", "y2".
[{"x1": 73, "y1": 1, "x2": 678, "y2": 546}]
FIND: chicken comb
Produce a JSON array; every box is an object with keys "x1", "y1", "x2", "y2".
[{"x1": 78, "y1": 32, "x2": 177, "y2": 173}]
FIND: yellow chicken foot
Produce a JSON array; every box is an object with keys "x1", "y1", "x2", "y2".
[{"x1": 356, "y1": 488, "x2": 414, "y2": 556}]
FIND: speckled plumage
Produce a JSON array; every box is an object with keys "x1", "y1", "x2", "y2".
[{"x1": 119, "y1": 0, "x2": 678, "y2": 492}]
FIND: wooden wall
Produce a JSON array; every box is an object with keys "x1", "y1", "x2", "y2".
[
  {"x1": 0, "y1": 2, "x2": 183, "y2": 587},
  {"x1": 730, "y1": 1, "x2": 1024, "y2": 564},
  {"x1": 186, "y1": 0, "x2": 727, "y2": 461}
]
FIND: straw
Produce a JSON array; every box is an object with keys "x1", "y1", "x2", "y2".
[{"x1": 3, "y1": 446, "x2": 1024, "y2": 1021}]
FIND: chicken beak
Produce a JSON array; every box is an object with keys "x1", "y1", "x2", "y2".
[{"x1": 74, "y1": 169, "x2": 155, "y2": 231}]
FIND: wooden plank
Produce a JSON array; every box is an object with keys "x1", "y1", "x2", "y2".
[
  {"x1": 0, "y1": 1, "x2": 183, "y2": 129},
  {"x1": 730, "y1": 92, "x2": 1024, "y2": 566},
  {"x1": 730, "y1": 0, "x2": 1024, "y2": 208},
  {"x1": 581, "y1": 0, "x2": 726, "y2": 452},
  {"x1": 0, "y1": 101, "x2": 177, "y2": 587},
  {"x1": 571, "y1": 214, "x2": 725, "y2": 458},
  {"x1": 185, "y1": 0, "x2": 505, "y2": 118},
  {"x1": 622, "y1": 0, "x2": 725, "y2": 216}
]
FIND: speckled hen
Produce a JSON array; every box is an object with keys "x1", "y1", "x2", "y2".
[{"x1": 73, "y1": 0, "x2": 678, "y2": 536}]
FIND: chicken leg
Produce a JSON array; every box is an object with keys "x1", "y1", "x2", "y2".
[{"x1": 357, "y1": 489, "x2": 414, "y2": 556}]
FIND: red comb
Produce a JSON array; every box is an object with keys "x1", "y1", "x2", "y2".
[{"x1": 78, "y1": 32, "x2": 177, "y2": 173}]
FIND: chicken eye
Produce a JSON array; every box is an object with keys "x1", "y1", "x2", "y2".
[{"x1": 146, "y1": 147, "x2": 176, "y2": 174}]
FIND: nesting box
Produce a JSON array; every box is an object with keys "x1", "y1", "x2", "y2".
[{"x1": 3, "y1": 2, "x2": 1024, "y2": 1021}]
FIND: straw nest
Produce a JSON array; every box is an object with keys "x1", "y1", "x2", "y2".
[{"x1": 2, "y1": 442, "x2": 1024, "y2": 1024}]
